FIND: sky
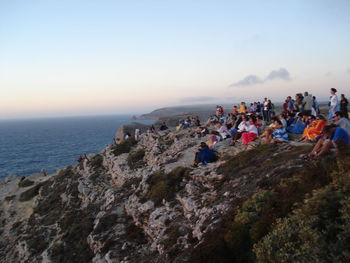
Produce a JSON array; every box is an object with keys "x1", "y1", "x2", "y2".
[{"x1": 1, "y1": 0, "x2": 350, "y2": 119}]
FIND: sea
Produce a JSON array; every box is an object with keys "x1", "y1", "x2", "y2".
[{"x1": 0, "y1": 115, "x2": 154, "y2": 178}]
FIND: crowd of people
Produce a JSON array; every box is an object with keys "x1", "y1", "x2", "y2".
[
  {"x1": 102, "y1": 88, "x2": 349, "y2": 168},
  {"x1": 190, "y1": 89, "x2": 349, "y2": 166}
]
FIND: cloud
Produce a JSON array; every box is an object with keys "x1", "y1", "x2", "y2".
[
  {"x1": 230, "y1": 67, "x2": 291, "y2": 87},
  {"x1": 265, "y1": 68, "x2": 291, "y2": 81},
  {"x1": 347, "y1": 68, "x2": 350, "y2": 74},
  {"x1": 230, "y1": 75, "x2": 263, "y2": 87},
  {"x1": 180, "y1": 96, "x2": 218, "y2": 103}
]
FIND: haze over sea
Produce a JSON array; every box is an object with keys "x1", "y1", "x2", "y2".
[{"x1": 0, "y1": 115, "x2": 153, "y2": 178}]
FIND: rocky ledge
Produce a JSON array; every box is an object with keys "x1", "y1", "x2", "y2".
[{"x1": 1, "y1": 127, "x2": 349, "y2": 263}]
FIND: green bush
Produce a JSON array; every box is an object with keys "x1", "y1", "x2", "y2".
[
  {"x1": 190, "y1": 155, "x2": 338, "y2": 263},
  {"x1": 254, "y1": 170, "x2": 350, "y2": 263},
  {"x1": 111, "y1": 138, "x2": 137, "y2": 156},
  {"x1": 18, "y1": 179, "x2": 35, "y2": 188},
  {"x1": 146, "y1": 167, "x2": 191, "y2": 206},
  {"x1": 127, "y1": 149, "x2": 145, "y2": 170}
]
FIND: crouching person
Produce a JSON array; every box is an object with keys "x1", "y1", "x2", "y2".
[
  {"x1": 193, "y1": 142, "x2": 217, "y2": 167},
  {"x1": 309, "y1": 124, "x2": 350, "y2": 157}
]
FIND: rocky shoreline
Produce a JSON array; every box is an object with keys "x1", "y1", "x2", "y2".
[{"x1": 1, "y1": 118, "x2": 349, "y2": 262}]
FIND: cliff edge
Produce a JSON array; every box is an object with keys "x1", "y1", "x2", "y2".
[{"x1": 1, "y1": 127, "x2": 349, "y2": 263}]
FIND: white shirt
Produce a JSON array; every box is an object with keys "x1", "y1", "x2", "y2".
[
  {"x1": 247, "y1": 124, "x2": 258, "y2": 135},
  {"x1": 330, "y1": 94, "x2": 338, "y2": 107},
  {"x1": 238, "y1": 121, "x2": 250, "y2": 132}
]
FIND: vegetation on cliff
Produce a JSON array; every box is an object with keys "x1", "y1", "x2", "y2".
[{"x1": 189, "y1": 145, "x2": 350, "y2": 263}]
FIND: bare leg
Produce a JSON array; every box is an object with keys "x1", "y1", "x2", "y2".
[
  {"x1": 309, "y1": 138, "x2": 325, "y2": 156},
  {"x1": 316, "y1": 140, "x2": 332, "y2": 156}
]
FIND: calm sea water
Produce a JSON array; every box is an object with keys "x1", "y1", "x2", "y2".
[{"x1": 0, "y1": 115, "x2": 153, "y2": 178}]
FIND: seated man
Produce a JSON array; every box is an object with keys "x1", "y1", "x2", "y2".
[
  {"x1": 193, "y1": 142, "x2": 217, "y2": 167},
  {"x1": 309, "y1": 124, "x2": 350, "y2": 157},
  {"x1": 286, "y1": 114, "x2": 307, "y2": 134},
  {"x1": 230, "y1": 115, "x2": 250, "y2": 145},
  {"x1": 334, "y1": 111, "x2": 350, "y2": 134}
]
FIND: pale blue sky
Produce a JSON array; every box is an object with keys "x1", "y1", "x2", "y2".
[{"x1": 1, "y1": 0, "x2": 350, "y2": 118}]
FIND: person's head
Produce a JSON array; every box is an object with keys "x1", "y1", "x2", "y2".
[
  {"x1": 330, "y1": 88, "x2": 337, "y2": 95},
  {"x1": 322, "y1": 124, "x2": 337, "y2": 136},
  {"x1": 278, "y1": 114, "x2": 285, "y2": 120},
  {"x1": 249, "y1": 115, "x2": 256, "y2": 123},
  {"x1": 264, "y1": 97, "x2": 267, "y2": 101},
  {"x1": 334, "y1": 111, "x2": 344, "y2": 121},
  {"x1": 200, "y1": 142, "x2": 208, "y2": 149},
  {"x1": 308, "y1": 115, "x2": 316, "y2": 121},
  {"x1": 287, "y1": 96, "x2": 291, "y2": 100},
  {"x1": 341, "y1": 94, "x2": 345, "y2": 99},
  {"x1": 304, "y1": 91, "x2": 309, "y2": 96},
  {"x1": 313, "y1": 96, "x2": 316, "y2": 100}
]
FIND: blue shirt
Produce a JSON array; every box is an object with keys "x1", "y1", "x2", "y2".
[{"x1": 330, "y1": 127, "x2": 350, "y2": 144}]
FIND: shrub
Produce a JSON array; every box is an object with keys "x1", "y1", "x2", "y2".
[
  {"x1": 146, "y1": 167, "x2": 191, "y2": 206},
  {"x1": 190, "y1": 154, "x2": 338, "y2": 263},
  {"x1": 111, "y1": 138, "x2": 137, "y2": 156},
  {"x1": 254, "y1": 170, "x2": 350, "y2": 263},
  {"x1": 127, "y1": 149, "x2": 145, "y2": 170},
  {"x1": 18, "y1": 179, "x2": 35, "y2": 188}
]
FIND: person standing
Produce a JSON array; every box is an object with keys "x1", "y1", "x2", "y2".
[
  {"x1": 340, "y1": 94, "x2": 349, "y2": 119},
  {"x1": 302, "y1": 92, "x2": 313, "y2": 116},
  {"x1": 263, "y1": 98, "x2": 270, "y2": 121},
  {"x1": 329, "y1": 88, "x2": 339, "y2": 122},
  {"x1": 41, "y1": 168, "x2": 47, "y2": 177},
  {"x1": 312, "y1": 96, "x2": 320, "y2": 115}
]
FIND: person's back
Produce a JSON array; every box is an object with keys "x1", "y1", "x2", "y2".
[
  {"x1": 303, "y1": 95, "x2": 313, "y2": 111},
  {"x1": 336, "y1": 117, "x2": 350, "y2": 134},
  {"x1": 199, "y1": 146, "x2": 216, "y2": 164},
  {"x1": 330, "y1": 127, "x2": 350, "y2": 145}
]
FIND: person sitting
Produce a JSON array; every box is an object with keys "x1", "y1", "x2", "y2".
[
  {"x1": 287, "y1": 113, "x2": 307, "y2": 134},
  {"x1": 309, "y1": 124, "x2": 350, "y2": 157},
  {"x1": 217, "y1": 122, "x2": 230, "y2": 139},
  {"x1": 300, "y1": 115, "x2": 327, "y2": 142},
  {"x1": 230, "y1": 115, "x2": 250, "y2": 145},
  {"x1": 206, "y1": 131, "x2": 221, "y2": 147},
  {"x1": 286, "y1": 112, "x2": 295, "y2": 127},
  {"x1": 278, "y1": 114, "x2": 288, "y2": 128},
  {"x1": 256, "y1": 115, "x2": 266, "y2": 134},
  {"x1": 241, "y1": 120, "x2": 259, "y2": 145},
  {"x1": 262, "y1": 119, "x2": 289, "y2": 143},
  {"x1": 193, "y1": 142, "x2": 217, "y2": 167},
  {"x1": 333, "y1": 111, "x2": 350, "y2": 134}
]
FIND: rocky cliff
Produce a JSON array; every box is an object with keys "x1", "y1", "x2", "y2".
[{"x1": 1, "y1": 127, "x2": 349, "y2": 263}]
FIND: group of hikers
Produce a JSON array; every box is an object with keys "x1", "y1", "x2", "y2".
[{"x1": 192, "y1": 88, "x2": 349, "y2": 167}]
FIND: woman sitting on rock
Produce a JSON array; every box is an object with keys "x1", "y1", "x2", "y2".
[
  {"x1": 262, "y1": 118, "x2": 289, "y2": 143},
  {"x1": 300, "y1": 115, "x2": 327, "y2": 142},
  {"x1": 241, "y1": 115, "x2": 259, "y2": 145},
  {"x1": 193, "y1": 142, "x2": 217, "y2": 167}
]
